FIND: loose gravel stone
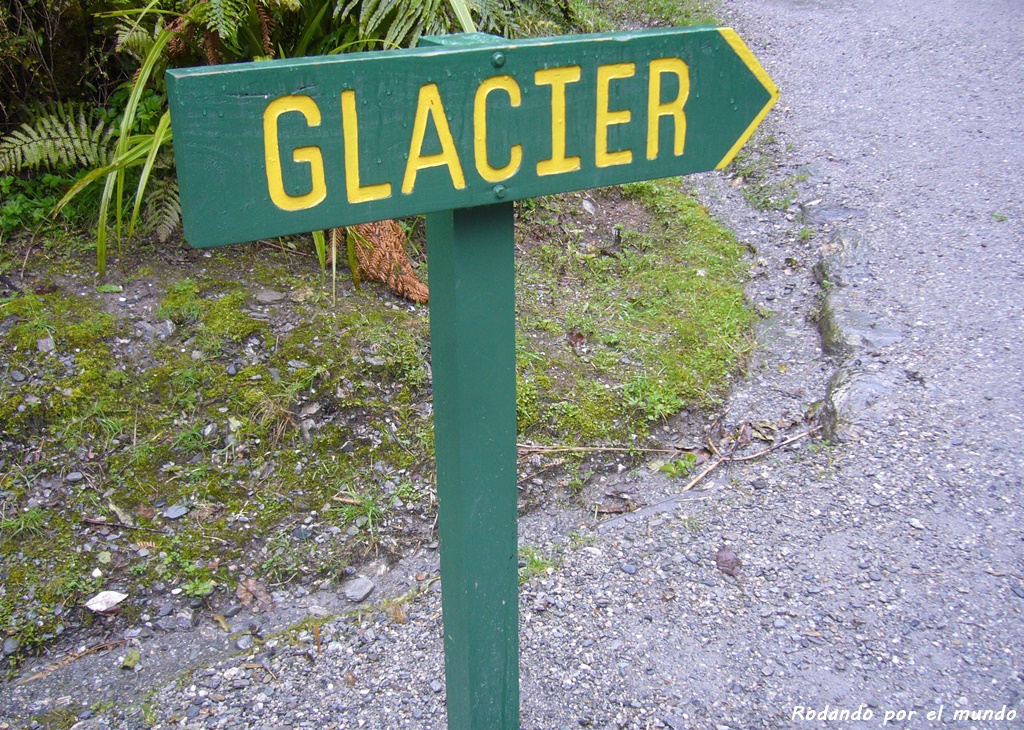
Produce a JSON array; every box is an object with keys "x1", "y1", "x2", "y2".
[{"x1": 342, "y1": 577, "x2": 375, "y2": 602}]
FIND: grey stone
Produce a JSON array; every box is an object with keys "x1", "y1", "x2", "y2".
[
  {"x1": 236, "y1": 634, "x2": 255, "y2": 651},
  {"x1": 226, "y1": 362, "x2": 240, "y2": 376},
  {"x1": 66, "y1": 471, "x2": 85, "y2": 483},
  {"x1": 818, "y1": 289, "x2": 902, "y2": 356},
  {"x1": 254, "y1": 289, "x2": 287, "y2": 304},
  {"x1": 137, "y1": 320, "x2": 176, "y2": 342},
  {"x1": 158, "y1": 601, "x2": 174, "y2": 617},
  {"x1": 342, "y1": 576, "x2": 375, "y2": 602},
  {"x1": 164, "y1": 505, "x2": 189, "y2": 519},
  {"x1": 291, "y1": 526, "x2": 313, "y2": 541},
  {"x1": 430, "y1": 679, "x2": 443, "y2": 693},
  {"x1": 813, "y1": 228, "x2": 869, "y2": 288},
  {"x1": 3, "y1": 637, "x2": 19, "y2": 655},
  {"x1": 36, "y1": 336, "x2": 55, "y2": 353},
  {"x1": 821, "y1": 364, "x2": 901, "y2": 442},
  {"x1": 175, "y1": 608, "x2": 194, "y2": 631},
  {"x1": 621, "y1": 563, "x2": 637, "y2": 575},
  {"x1": 10, "y1": 370, "x2": 26, "y2": 383}
]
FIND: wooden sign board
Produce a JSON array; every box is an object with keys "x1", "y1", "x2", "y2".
[{"x1": 167, "y1": 28, "x2": 777, "y2": 247}]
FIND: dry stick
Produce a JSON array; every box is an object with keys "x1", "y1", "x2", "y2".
[
  {"x1": 680, "y1": 426, "x2": 822, "y2": 493},
  {"x1": 82, "y1": 516, "x2": 168, "y2": 535},
  {"x1": 17, "y1": 639, "x2": 128, "y2": 685},
  {"x1": 729, "y1": 426, "x2": 822, "y2": 462},
  {"x1": 517, "y1": 444, "x2": 686, "y2": 455}
]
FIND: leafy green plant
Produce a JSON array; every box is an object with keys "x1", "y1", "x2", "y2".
[
  {"x1": 658, "y1": 453, "x2": 696, "y2": 478},
  {"x1": 518, "y1": 546, "x2": 554, "y2": 584},
  {"x1": 0, "y1": 506, "x2": 46, "y2": 542},
  {"x1": 330, "y1": 487, "x2": 386, "y2": 538},
  {"x1": 0, "y1": 103, "x2": 117, "y2": 173}
]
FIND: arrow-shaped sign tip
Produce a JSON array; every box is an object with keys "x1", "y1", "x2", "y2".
[{"x1": 715, "y1": 27, "x2": 781, "y2": 171}]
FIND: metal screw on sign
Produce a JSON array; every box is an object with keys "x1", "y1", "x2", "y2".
[{"x1": 166, "y1": 27, "x2": 777, "y2": 729}]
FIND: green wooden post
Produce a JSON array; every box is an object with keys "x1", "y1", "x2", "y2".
[{"x1": 427, "y1": 203, "x2": 519, "y2": 729}]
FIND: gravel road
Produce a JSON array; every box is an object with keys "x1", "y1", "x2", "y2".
[{"x1": 6, "y1": 0, "x2": 1024, "y2": 727}]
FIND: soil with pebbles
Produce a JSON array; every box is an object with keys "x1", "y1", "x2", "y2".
[{"x1": 5, "y1": 0, "x2": 1024, "y2": 727}]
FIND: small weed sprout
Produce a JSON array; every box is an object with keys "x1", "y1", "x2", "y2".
[{"x1": 658, "y1": 453, "x2": 697, "y2": 478}]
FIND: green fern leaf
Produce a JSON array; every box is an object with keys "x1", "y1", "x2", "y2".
[
  {"x1": 144, "y1": 176, "x2": 182, "y2": 242},
  {"x1": 205, "y1": 0, "x2": 249, "y2": 40},
  {"x1": 0, "y1": 103, "x2": 117, "y2": 174}
]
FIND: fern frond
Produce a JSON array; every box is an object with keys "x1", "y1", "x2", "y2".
[
  {"x1": 143, "y1": 176, "x2": 181, "y2": 242},
  {"x1": 202, "y1": 0, "x2": 249, "y2": 40},
  {"x1": 0, "y1": 104, "x2": 117, "y2": 174},
  {"x1": 115, "y1": 18, "x2": 155, "y2": 62}
]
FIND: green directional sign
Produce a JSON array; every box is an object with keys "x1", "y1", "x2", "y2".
[
  {"x1": 167, "y1": 27, "x2": 777, "y2": 248},
  {"x1": 167, "y1": 28, "x2": 777, "y2": 730}
]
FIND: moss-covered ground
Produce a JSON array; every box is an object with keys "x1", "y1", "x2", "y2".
[
  {"x1": 0, "y1": 0, "x2": 753, "y2": 669},
  {"x1": 1, "y1": 178, "x2": 752, "y2": 667}
]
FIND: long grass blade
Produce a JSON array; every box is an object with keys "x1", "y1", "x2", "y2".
[
  {"x1": 312, "y1": 229, "x2": 327, "y2": 275},
  {"x1": 447, "y1": 0, "x2": 476, "y2": 33},
  {"x1": 127, "y1": 110, "x2": 173, "y2": 241},
  {"x1": 96, "y1": 172, "x2": 118, "y2": 277},
  {"x1": 296, "y1": 0, "x2": 333, "y2": 56},
  {"x1": 111, "y1": 25, "x2": 175, "y2": 248}
]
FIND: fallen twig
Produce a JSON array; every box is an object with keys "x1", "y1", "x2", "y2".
[
  {"x1": 517, "y1": 444, "x2": 684, "y2": 456},
  {"x1": 729, "y1": 426, "x2": 823, "y2": 462},
  {"x1": 679, "y1": 425, "x2": 822, "y2": 493},
  {"x1": 82, "y1": 516, "x2": 168, "y2": 535},
  {"x1": 985, "y1": 568, "x2": 1024, "y2": 581},
  {"x1": 16, "y1": 640, "x2": 128, "y2": 685}
]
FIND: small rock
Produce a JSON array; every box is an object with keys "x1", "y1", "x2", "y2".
[
  {"x1": 164, "y1": 505, "x2": 189, "y2": 519},
  {"x1": 85, "y1": 590, "x2": 127, "y2": 612},
  {"x1": 430, "y1": 679, "x2": 443, "y2": 694},
  {"x1": 715, "y1": 546, "x2": 742, "y2": 577},
  {"x1": 342, "y1": 576, "x2": 375, "y2": 603},
  {"x1": 224, "y1": 603, "x2": 243, "y2": 618},
  {"x1": 236, "y1": 634, "x2": 255, "y2": 651},
  {"x1": 254, "y1": 289, "x2": 286, "y2": 304},
  {"x1": 292, "y1": 526, "x2": 313, "y2": 541},
  {"x1": 226, "y1": 362, "x2": 240, "y2": 376},
  {"x1": 3, "y1": 637, "x2": 19, "y2": 656},
  {"x1": 37, "y1": 337, "x2": 55, "y2": 353},
  {"x1": 176, "y1": 608, "x2": 194, "y2": 631},
  {"x1": 158, "y1": 601, "x2": 174, "y2": 617},
  {"x1": 66, "y1": 471, "x2": 85, "y2": 483},
  {"x1": 621, "y1": 563, "x2": 637, "y2": 575},
  {"x1": 907, "y1": 517, "x2": 925, "y2": 530},
  {"x1": 10, "y1": 369, "x2": 26, "y2": 383}
]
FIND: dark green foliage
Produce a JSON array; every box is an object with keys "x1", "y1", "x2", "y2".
[{"x1": 0, "y1": 103, "x2": 117, "y2": 173}]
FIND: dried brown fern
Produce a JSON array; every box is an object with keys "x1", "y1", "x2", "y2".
[
  {"x1": 166, "y1": 16, "x2": 196, "y2": 59},
  {"x1": 256, "y1": 3, "x2": 276, "y2": 57},
  {"x1": 202, "y1": 29, "x2": 223, "y2": 65},
  {"x1": 347, "y1": 220, "x2": 428, "y2": 304}
]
